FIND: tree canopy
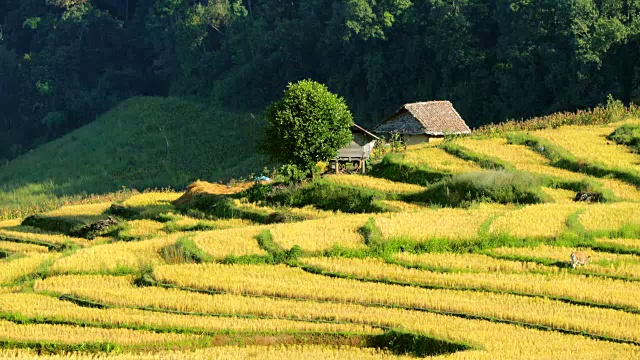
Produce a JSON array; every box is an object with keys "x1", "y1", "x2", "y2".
[
  {"x1": 263, "y1": 80, "x2": 353, "y2": 173},
  {"x1": 2, "y1": 0, "x2": 640, "y2": 163}
]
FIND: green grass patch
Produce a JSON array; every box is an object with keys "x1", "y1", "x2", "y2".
[
  {"x1": 0, "y1": 96, "x2": 265, "y2": 219},
  {"x1": 160, "y1": 237, "x2": 212, "y2": 264}
]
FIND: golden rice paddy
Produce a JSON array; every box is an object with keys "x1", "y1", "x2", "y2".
[
  {"x1": 325, "y1": 174, "x2": 425, "y2": 193},
  {"x1": 489, "y1": 203, "x2": 584, "y2": 238},
  {"x1": 534, "y1": 123, "x2": 640, "y2": 173},
  {"x1": 402, "y1": 144, "x2": 483, "y2": 173}
]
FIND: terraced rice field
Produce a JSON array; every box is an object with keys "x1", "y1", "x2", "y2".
[
  {"x1": 534, "y1": 122, "x2": 640, "y2": 173},
  {"x1": 3, "y1": 123, "x2": 640, "y2": 358}
]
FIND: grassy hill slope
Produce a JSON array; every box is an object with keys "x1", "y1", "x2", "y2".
[{"x1": 0, "y1": 97, "x2": 265, "y2": 217}]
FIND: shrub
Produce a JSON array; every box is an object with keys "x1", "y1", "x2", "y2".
[
  {"x1": 406, "y1": 171, "x2": 546, "y2": 207},
  {"x1": 608, "y1": 124, "x2": 640, "y2": 153},
  {"x1": 263, "y1": 180, "x2": 389, "y2": 213}
]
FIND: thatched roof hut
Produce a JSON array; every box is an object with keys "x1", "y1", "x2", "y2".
[{"x1": 374, "y1": 101, "x2": 471, "y2": 144}]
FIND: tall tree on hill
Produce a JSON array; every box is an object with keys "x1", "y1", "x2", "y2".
[{"x1": 263, "y1": 79, "x2": 353, "y2": 176}]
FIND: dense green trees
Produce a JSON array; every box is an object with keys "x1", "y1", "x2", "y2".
[{"x1": 2, "y1": 0, "x2": 640, "y2": 163}]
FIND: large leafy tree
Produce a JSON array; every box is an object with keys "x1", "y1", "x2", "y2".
[{"x1": 264, "y1": 79, "x2": 353, "y2": 174}]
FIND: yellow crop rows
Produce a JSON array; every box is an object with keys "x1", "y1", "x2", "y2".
[
  {"x1": 534, "y1": 123, "x2": 640, "y2": 173},
  {"x1": 377, "y1": 200, "x2": 431, "y2": 212},
  {"x1": 33, "y1": 274, "x2": 640, "y2": 359},
  {"x1": 0, "y1": 292, "x2": 380, "y2": 335},
  {"x1": 0, "y1": 240, "x2": 49, "y2": 254},
  {"x1": 375, "y1": 206, "x2": 508, "y2": 241},
  {"x1": 489, "y1": 203, "x2": 584, "y2": 238},
  {"x1": 403, "y1": 144, "x2": 483, "y2": 173},
  {"x1": 43, "y1": 203, "x2": 112, "y2": 223},
  {"x1": 270, "y1": 214, "x2": 371, "y2": 252},
  {"x1": 120, "y1": 192, "x2": 182, "y2": 207},
  {"x1": 597, "y1": 178, "x2": 640, "y2": 201},
  {"x1": 231, "y1": 199, "x2": 336, "y2": 220},
  {"x1": 151, "y1": 264, "x2": 640, "y2": 341},
  {"x1": 458, "y1": 138, "x2": 583, "y2": 180},
  {"x1": 0, "y1": 347, "x2": 415, "y2": 360},
  {"x1": 325, "y1": 175, "x2": 425, "y2": 194},
  {"x1": 488, "y1": 244, "x2": 640, "y2": 278},
  {"x1": 578, "y1": 202, "x2": 640, "y2": 231},
  {"x1": 165, "y1": 211, "x2": 255, "y2": 230},
  {"x1": 0, "y1": 226, "x2": 90, "y2": 246},
  {"x1": 119, "y1": 219, "x2": 166, "y2": 239},
  {"x1": 595, "y1": 238, "x2": 640, "y2": 250},
  {"x1": 0, "y1": 254, "x2": 56, "y2": 284},
  {"x1": 301, "y1": 257, "x2": 640, "y2": 309},
  {"x1": 455, "y1": 137, "x2": 640, "y2": 201},
  {"x1": 392, "y1": 252, "x2": 556, "y2": 273},
  {"x1": 0, "y1": 219, "x2": 21, "y2": 228},
  {"x1": 192, "y1": 226, "x2": 268, "y2": 258},
  {"x1": 36, "y1": 276, "x2": 640, "y2": 359},
  {"x1": 0, "y1": 318, "x2": 192, "y2": 345},
  {"x1": 50, "y1": 235, "x2": 180, "y2": 274},
  {"x1": 540, "y1": 187, "x2": 576, "y2": 203}
]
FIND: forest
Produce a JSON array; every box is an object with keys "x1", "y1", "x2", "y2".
[{"x1": 1, "y1": 0, "x2": 640, "y2": 163}]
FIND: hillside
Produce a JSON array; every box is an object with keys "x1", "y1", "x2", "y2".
[
  {"x1": 1, "y1": 113, "x2": 640, "y2": 358},
  {"x1": 0, "y1": 97, "x2": 265, "y2": 218}
]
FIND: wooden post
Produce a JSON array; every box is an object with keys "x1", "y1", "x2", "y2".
[
  {"x1": 361, "y1": 160, "x2": 366, "y2": 174},
  {"x1": 335, "y1": 160, "x2": 339, "y2": 174}
]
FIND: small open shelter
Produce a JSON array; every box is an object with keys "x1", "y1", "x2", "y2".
[
  {"x1": 333, "y1": 124, "x2": 379, "y2": 174},
  {"x1": 374, "y1": 101, "x2": 471, "y2": 145}
]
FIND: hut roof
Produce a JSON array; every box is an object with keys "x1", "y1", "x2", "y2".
[
  {"x1": 352, "y1": 123, "x2": 379, "y2": 140},
  {"x1": 374, "y1": 101, "x2": 471, "y2": 136}
]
